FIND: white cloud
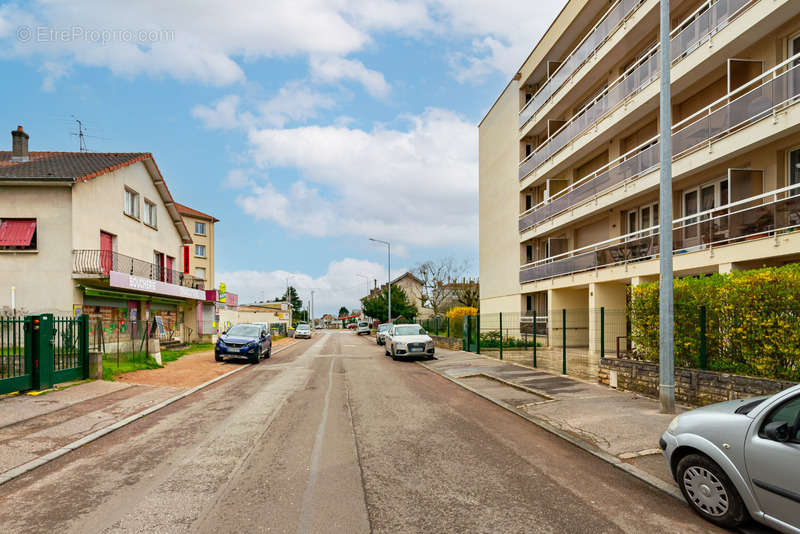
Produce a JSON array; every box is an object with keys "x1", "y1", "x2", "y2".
[
  {"x1": 237, "y1": 107, "x2": 477, "y2": 248},
  {"x1": 218, "y1": 257, "x2": 405, "y2": 315},
  {"x1": 310, "y1": 56, "x2": 390, "y2": 99},
  {"x1": 191, "y1": 94, "x2": 242, "y2": 130}
]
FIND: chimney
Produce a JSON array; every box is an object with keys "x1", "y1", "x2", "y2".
[
  {"x1": 11, "y1": 126, "x2": 29, "y2": 162},
  {"x1": 374, "y1": 279, "x2": 377, "y2": 290}
]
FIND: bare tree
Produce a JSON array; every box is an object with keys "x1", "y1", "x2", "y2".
[
  {"x1": 413, "y1": 257, "x2": 468, "y2": 316},
  {"x1": 453, "y1": 279, "x2": 480, "y2": 308}
]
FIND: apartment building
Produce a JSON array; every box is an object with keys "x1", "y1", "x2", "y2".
[
  {"x1": 0, "y1": 126, "x2": 210, "y2": 341},
  {"x1": 176, "y1": 202, "x2": 218, "y2": 289},
  {"x1": 480, "y1": 0, "x2": 800, "y2": 356}
]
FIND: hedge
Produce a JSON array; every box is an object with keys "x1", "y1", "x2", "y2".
[{"x1": 629, "y1": 264, "x2": 800, "y2": 381}]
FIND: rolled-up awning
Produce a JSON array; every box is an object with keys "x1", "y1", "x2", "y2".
[{"x1": 0, "y1": 219, "x2": 36, "y2": 246}]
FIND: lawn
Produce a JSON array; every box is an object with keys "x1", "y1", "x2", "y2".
[{"x1": 102, "y1": 343, "x2": 214, "y2": 381}]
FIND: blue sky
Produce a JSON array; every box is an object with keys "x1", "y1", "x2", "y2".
[{"x1": 0, "y1": 0, "x2": 564, "y2": 313}]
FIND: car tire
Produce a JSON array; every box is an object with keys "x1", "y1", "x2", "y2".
[
  {"x1": 249, "y1": 354, "x2": 260, "y2": 365},
  {"x1": 390, "y1": 346, "x2": 398, "y2": 361},
  {"x1": 676, "y1": 453, "x2": 748, "y2": 528},
  {"x1": 215, "y1": 354, "x2": 223, "y2": 362},
  {"x1": 265, "y1": 348, "x2": 271, "y2": 359}
]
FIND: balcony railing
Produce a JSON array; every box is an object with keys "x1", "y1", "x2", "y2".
[
  {"x1": 520, "y1": 51, "x2": 800, "y2": 232},
  {"x1": 520, "y1": 184, "x2": 800, "y2": 284},
  {"x1": 73, "y1": 249, "x2": 203, "y2": 290},
  {"x1": 519, "y1": 0, "x2": 754, "y2": 181},
  {"x1": 519, "y1": 0, "x2": 643, "y2": 128}
]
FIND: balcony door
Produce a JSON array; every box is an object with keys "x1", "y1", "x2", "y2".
[
  {"x1": 790, "y1": 33, "x2": 800, "y2": 102},
  {"x1": 100, "y1": 231, "x2": 114, "y2": 274},
  {"x1": 153, "y1": 252, "x2": 165, "y2": 282},
  {"x1": 683, "y1": 177, "x2": 729, "y2": 248},
  {"x1": 165, "y1": 256, "x2": 174, "y2": 284}
]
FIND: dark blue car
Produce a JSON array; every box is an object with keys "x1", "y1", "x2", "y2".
[{"x1": 215, "y1": 323, "x2": 272, "y2": 364}]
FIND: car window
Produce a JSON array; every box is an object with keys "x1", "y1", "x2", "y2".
[
  {"x1": 227, "y1": 325, "x2": 261, "y2": 337},
  {"x1": 393, "y1": 325, "x2": 424, "y2": 336},
  {"x1": 763, "y1": 395, "x2": 800, "y2": 441}
]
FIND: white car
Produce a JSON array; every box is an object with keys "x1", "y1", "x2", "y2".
[
  {"x1": 356, "y1": 321, "x2": 370, "y2": 335},
  {"x1": 294, "y1": 324, "x2": 312, "y2": 339},
  {"x1": 384, "y1": 324, "x2": 435, "y2": 360}
]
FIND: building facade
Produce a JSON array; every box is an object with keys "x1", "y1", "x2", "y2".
[
  {"x1": 480, "y1": 0, "x2": 800, "y2": 356},
  {"x1": 0, "y1": 126, "x2": 211, "y2": 342},
  {"x1": 175, "y1": 202, "x2": 217, "y2": 289}
]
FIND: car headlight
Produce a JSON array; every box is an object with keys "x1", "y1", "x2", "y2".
[{"x1": 667, "y1": 416, "x2": 681, "y2": 434}]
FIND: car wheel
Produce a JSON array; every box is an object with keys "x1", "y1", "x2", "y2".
[
  {"x1": 676, "y1": 454, "x2": 748, "y2": 528},
  {"x1": 390, "y1": 345, "x2": 398, "y2": 361},
  {"x1": 249, "y1": 354, "x2": 260, "y2": 365},
  {"x1": 265, "y1": 348, "x2": 271, "y2": 359},
  {"x1": 215, "y1": 354, "x2": 223, "y2": 362}
]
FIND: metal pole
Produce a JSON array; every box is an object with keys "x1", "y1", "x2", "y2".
[
  {"x1": 562, "y1": 309, "x2": 567, "y2": 375},
  {"x1": 533, "y1": 311, "x2": 537, "y2": 368},
  {"x1": 699, "y1": 306, "x2": 707, "y2": 370},
  {"x1": 658, "y1": 0, "x2": 675, "y2": 414},
  {"x1": 388, "y1": 243, "x2": 391, "y2": 323},
  {"x1": 601, "y1": 307, "x2": 605, "y2": 359},
  {"x1": 499, "y1": 312, "x2": 503, "y2": 361}
]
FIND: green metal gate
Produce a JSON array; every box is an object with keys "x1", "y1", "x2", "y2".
[
  {"x1": 0, "y1": 314, "x2": 88, "y2": 394},
  {"x1": 0, "y1": 316, "x2": 34, "y2": 395},
  {"x1": 463, "y1": 315, "x2": 480, "y2": 353}
]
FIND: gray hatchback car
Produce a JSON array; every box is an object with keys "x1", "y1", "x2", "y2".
[{"x1": 660, "y1": 384, "x2": 800, "y2": 532}]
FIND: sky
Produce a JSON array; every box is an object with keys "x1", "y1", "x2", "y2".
[{"x1": 0, "y1": 0, "x2": 565, "y2": 314}]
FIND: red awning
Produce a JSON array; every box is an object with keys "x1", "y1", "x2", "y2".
[{"x1": 0, "y1": 219, "x2": 36, "y2": 247}]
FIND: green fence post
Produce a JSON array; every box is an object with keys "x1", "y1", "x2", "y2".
[
  {"x1": 499, "y1": 312, "x2": 503, "y2": 361},
  {"x1": 562, "y1": 309, "x2": 567, "y2": 375},
  {"x1": 35, "y1": 314, "x2": 54, "y2": 390},
  {"x1": 600, "y1": 307, "x2": 605, "y2": 360},
  {"x1": 533, "y1": 311, "x2": 537, "y2": 368},
  {"x1": 463, "y1": 316, "x2": 468, "y2": 351},
  {"x1": 80, "y1": 314, "x2": 90, "y2": 379},
  {"x1": 699, "y1": 306, "x2": 707, "y2": 370},
  {"x1": 447, "y1": 318, "x2": 450, "y2": 339},
  {"x1": 476, "y1": 315, "x2": 480, "y2": 355}
]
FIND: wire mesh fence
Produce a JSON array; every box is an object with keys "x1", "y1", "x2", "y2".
[{"x1": 88, "y1": 318, "x2": 187, "y2": 369}]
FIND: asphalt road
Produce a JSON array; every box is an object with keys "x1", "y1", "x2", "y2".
[{"x1": 0, "y1": 331, "x2": 728, "y2": 533}]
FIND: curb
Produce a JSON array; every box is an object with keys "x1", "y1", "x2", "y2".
[
  {"x1": 417, "y1": 358, "x2": 684, "y2": 502},
  {"x1": 0, "y1": 341, "x2": 300, "y2": 487}
]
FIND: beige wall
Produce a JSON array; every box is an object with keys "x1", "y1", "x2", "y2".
[
  {"x1": 181, "y1": 213, "x2": 215, "y2": 288},
  {"x1": 0, "y1": 184, "x2": 74, "y2": 315},
  {"x1": 480, "y1": 79, "x2": 522, "y2": 313},
  {"x1": 72, "y1": 162, "x2": 186, "y2": 269}
]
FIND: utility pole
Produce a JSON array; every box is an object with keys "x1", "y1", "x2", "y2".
[
  {"x1": 311, "y1": 290, "x2": 315, "y2": 327},
  {"x1": 369, "y1": 238, "x2": 391, "y2": 323},
  {"x1": 658, "y1": 0, "x2": 675, "y2": 414}
]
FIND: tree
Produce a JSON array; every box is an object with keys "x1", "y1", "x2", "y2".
[
  {"x1": 274, "y1": 286, "x2": 303, "y2": 313},
  {"x1": 362, "y1": 285, "x2": 417, "y2": 323},
  {"x1": 413, "y1": 257, "x2": 468, "y2": 316},
  {"x1": 453, "y1": 279, "x2": 479, "y2": 308},
  {"x1": 338, "y1": 306, "x2": 350, "y2": 318}
]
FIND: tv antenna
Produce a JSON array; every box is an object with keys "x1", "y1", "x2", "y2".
[{"x1": 70, "y1": 116, "x2": 110, "y2": 152}]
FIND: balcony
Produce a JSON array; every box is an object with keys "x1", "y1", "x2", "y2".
[
  {"x1": 73, "y1": 249, "x2": 203, "y2": 290},
  {"x1": 520, "y1": 51, "x2": 800, "y2": 233},
  {"x1": 520, "y1": 184, "x2": 800, "y2": 284},
  {"x1": 519, "y1": 0, "x2": 644, "y2": 129},
  {"x1": 519, "y1": 0, "x2": 754, "y2": 182}
]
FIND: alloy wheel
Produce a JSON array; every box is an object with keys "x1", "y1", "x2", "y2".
[{"x1": 682, "y1": 465, "x2": 729, "y2": 517}]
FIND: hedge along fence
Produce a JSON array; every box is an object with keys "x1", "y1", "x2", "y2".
[{"x1": 629, "y1": 264, "x2": 800, "y2": 381}]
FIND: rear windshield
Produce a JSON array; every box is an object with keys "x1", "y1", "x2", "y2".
[
  {"x1": 378, "y1": 324, "x2": 392, "y2": 332},
  {"x1": 394, "y1": 325, "x2": 425, "y2": 336},
  {"x1": 358, "y1": 322, "x2": 368, "y2": 327}
]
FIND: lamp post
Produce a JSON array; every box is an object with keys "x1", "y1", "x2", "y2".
[
  {"x1": 658, "y1": 0, "x2": 675, "y2": 413},
  {"x1": 369, "y1": 238, "x2": 391, "y2": 323}
]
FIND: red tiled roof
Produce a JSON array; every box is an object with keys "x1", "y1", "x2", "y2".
[
  {"x1": 0, "y1": 151, "x2": 149, "y2": 181},
  {"x1": 175, "y1": 202, "x2": 219, "y2": 222}
]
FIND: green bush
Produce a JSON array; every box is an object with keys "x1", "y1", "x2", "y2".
[{"x1": 629, "y1": 264, "x2": 800, "y2": 380}]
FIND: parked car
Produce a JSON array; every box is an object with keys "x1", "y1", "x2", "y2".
[
  {"x1": 376, "y1": 323, "x2": 392, "y2": 345},
  {"x1": 356, "y1": 321, "x2": 370, "y2": 335},
  {"x1": 215, "y1": 323, "x2": 271, "y2": 364},
  {"x1": 384, "y1": 324, "x2": 435, "y2": 360},
  {"x1": 294, "y1": 324, "x2": 312, "y2": 339},
  {"x1": 346, "y1": 323, "x2": 357, "y2": 329},
  {"x1": 660, "y1": 384, "x2": 800, "y2": 532}
]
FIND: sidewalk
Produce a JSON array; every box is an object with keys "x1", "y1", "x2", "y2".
[
  {"x1": 0, "y1": 338, "x2": 297, "y2": 480},
  {"x1": 420, "y1": 348, "x2": 687, "y2": 496}
]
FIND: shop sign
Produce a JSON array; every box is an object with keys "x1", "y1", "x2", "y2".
[{"x1": 109, "y1": 271, "x2": 205, "y2": 300}]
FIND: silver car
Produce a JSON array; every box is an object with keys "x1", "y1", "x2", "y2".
[
  {"x1": 660, "y1": 384, "x2": 800, "y2": 532},
  {"x1": 375, "y1": 323, "x2": 392, "y2": 345}
]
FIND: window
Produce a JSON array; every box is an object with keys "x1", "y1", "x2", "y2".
[
  {"x1": 124, "y1": 189, "x2": 140, "y2": 219},
  {"x1": 525, "y1": 194, "x2": 532, "y2": 210},
  {"x1": 761, "y1": 395, "x2": 800, "y2": 442},
  {"x1": 153, "y1": 252, "x2": 164, "y2": 281},
  {"x1": 526, "y1": 295, "x2": 532, "y2": 312},
  {"x1": 525, "y1": 245, "x2": 533, "y2": 263},
  {"x1": 143, "y1": 199, "x2": 157, "y2": 228},
  {"x1": 195, "y1": 221, "x2": 207, "y2": 235},
  {"x1": 0, "y1": 218, "x2": 37, "y2": 251},
  {"x1": 790, "y1": 148, "x2": 800, "y2": 196},
  {"x1": 194, "y1": 267, "x2": 206, "y2": 279},
  {"x1": 195, "y1": 244, "x2": 206, "y2": 258}
]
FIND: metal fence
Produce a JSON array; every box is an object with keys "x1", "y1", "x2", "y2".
[
  {"x1": 73, "y1": 249, "x2": 203, "y2": 289},
  {"x1": 89, "y1": 318, "x2": 186, "y2": 369},
  {"x1": 0, "y1": 316, "x2": 27, "y2": 383}
]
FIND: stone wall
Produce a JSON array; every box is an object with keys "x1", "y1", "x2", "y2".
[
  {"x1": 599, "y1": 358, "x2": 797, "y2": 406},
  {"x1": 431, "y1": 336, "x2": 462, "y2": 351}
]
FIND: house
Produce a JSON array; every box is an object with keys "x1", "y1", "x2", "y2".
[
  {"x1": 364, "y1": 272, "x2": 431, "y2": 319},
  {"x1": 479, "y1": 0, "x2": 800, "y2": 370},
  {"x1": 0, "y1": 126, "x2": 213, "y2": 343},
  {"x1": 175, "y1": 202, "x2": 218, "y2": 290},
  {"x1": 218, "y1": 301, "x2": 293, "y2": 335}
]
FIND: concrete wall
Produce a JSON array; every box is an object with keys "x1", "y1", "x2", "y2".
[
  {"x1": 479, "y1": 77, "x2": 521, "y2": 314},
  {"x1": 0, "y1": 185, "x2": 74, "y2": 315},
  {"x1": 599, "y1": 357, "x2": 797, "y2": 407}
]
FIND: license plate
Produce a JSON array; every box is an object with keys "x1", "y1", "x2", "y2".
[
  {"x1": 227, "y1": 347, "x2": 239, "y2": 353},
  {"x1": 410, "y1": 347, "x2": 422, "y2": 352}
]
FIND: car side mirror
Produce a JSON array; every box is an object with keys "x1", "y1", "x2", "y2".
[{"x1": 764, "y1": 421, "x2": 791, "y2": 443}]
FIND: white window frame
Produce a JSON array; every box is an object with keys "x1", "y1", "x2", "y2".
[
  {"x1": 682, "y1": 176, "x2": 730, "y2": 244},
  {"x1": 194, "y1": 221, "x2": 207, "y2": 236},
  {"x1": 195, "y1": 244, "x2": 206, "y2": 258},
  {"x1": 194, "y1": 267, "x2": 206, "y2": 279},
  {"x1": 788, "y1": 145, "x2": 800, "y2": 196},
  {"x1": 124, "y1": 188, "x2": 140, "y2": 220},
  {"x1": 727, "y1": 58, "x2": 764, "y2": 93},
  {"x1": 143, "y1": 198, "x2": 157, "y2": 228}
]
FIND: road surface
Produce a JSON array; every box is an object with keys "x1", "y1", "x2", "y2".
[{"x1": 0, "y1": 331, "x2": 726, "y2": 533}]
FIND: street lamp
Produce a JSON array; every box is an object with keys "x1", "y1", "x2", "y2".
[{"x1": 369, "y1": 238, "x2": 391, "y2": 323}]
